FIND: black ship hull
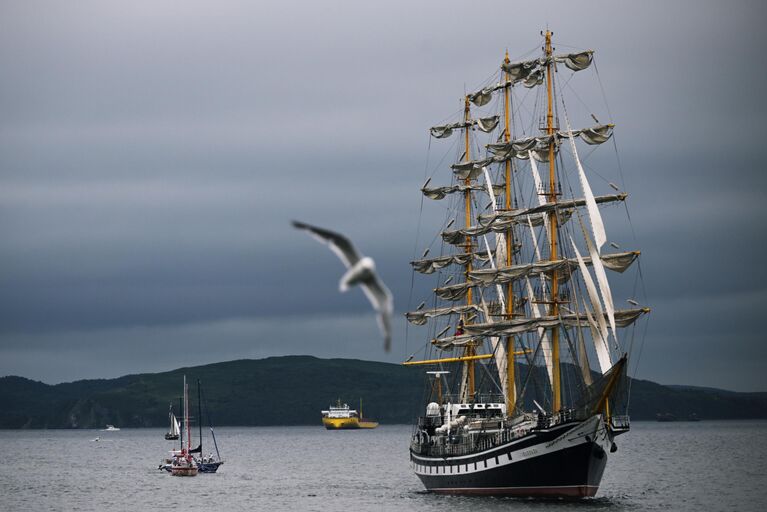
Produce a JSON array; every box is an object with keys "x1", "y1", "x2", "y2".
[{"x1": 411, "y1": 415, "x2": 612, "y2": 497}]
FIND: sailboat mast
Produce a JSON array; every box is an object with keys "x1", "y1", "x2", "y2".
[
  {"x1": 198, "y1": 379, "x2": 202, "y2": 455},
  {"x1": 184, "y1": 375, "x2": 190, "y2": 452},
  {"x1": 179, "y1": 396, "x2": 183, "y2": 450},
  {"x1": 503, "y1": 51, "x2": 516, "y2": 415},
  {"x1": 544, "y1": 30, "x2": 562, "y2": 412},
  {"x1": 462, "y1": 95, "x2": 476, "y2": 400}
]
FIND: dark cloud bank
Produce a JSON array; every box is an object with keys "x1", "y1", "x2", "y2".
[{"x1": 0, "y1": 1, "x2": 766, "y2": 390}]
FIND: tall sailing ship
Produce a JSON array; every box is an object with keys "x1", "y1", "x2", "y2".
[{"x1": 406, "y1": 31, "x2": 649, "y2": 497}]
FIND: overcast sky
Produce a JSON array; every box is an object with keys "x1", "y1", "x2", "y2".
[{"x1": 1, "y1": 1, "x2": 765, "y2": 391}]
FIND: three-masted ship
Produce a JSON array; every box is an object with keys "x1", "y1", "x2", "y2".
[{"x1": 406, "y1": 31, "x2": 649, "y2": 497}]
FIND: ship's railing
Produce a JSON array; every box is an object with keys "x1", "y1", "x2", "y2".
[
  {"x1": 411, "y1": 409, "x2": 589, "y2": 458},
  {"x1": 439, "y1": 393, "x2": 506, "y2": 404},
  {"x1": 610, "y1": 415, "x2": 630, "y2": 431},
  {"x1": 411, "y1": 415, "x2": 540, "y2": 457},
  {"x1": 411, "y1": 429, "x2": 522, "y2": 458}
]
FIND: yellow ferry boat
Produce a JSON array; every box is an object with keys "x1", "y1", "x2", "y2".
[{"x1": 321, "y1": 399, "x2": 378, "y2": 430}]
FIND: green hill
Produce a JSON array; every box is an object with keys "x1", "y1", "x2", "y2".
[{"x1": 0, "y1": 356, "x2": 764, "y2": 428}]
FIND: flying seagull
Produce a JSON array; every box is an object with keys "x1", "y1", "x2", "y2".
[{"x1": 292, "y1": 220, "x2": 394, "y2": 351}]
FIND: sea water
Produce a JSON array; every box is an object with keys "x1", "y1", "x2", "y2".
[{"x1": 1, "y1": 421, "x2": 764, "y2": 511}]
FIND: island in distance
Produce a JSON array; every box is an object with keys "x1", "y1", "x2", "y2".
[{"x1": 1, "y1": 355, "x2": 765, "y2": 429}]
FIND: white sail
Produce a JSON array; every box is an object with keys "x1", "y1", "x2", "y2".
[
  {"x1": 565, "y1": 115, "x2": 607, "y2": 251},
  {"x1": 522, "y1": 201, "x2": 553, "y2": 387},
  {"x1": 576, "y1": 322, "x2": 593, "y2": 386},
  {"x1": 583, "y1": 300, "x2": 612, "y2": 373},
  {"x1": 529, "y1": 158, "x2": 550, "y2": 244},
  {"x1": 584, "y1": 227, "x2": 618, "y2": 347},
  {"x1": 480, "y1": 166, "x2": 510, "y2": 403},
  {"x1": 481, "y1": 167, "x2": 509, "y2": 300},
  {"x1": 570, "y1": 237, "x2": 612, "y2": 373},
  {"x1": 170, "y1": 413, "x2": 180, "y2": 437},
  {"x1": 525, "y1": 276, "x2": 553, "y2": 387}
]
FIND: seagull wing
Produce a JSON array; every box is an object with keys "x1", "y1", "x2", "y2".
[
  {"x1": 292, "y1": 220, "x2": 361, "y2": 268},
  {"x1": 359, "y1": 272, "x2": 394, "y2": 352}
]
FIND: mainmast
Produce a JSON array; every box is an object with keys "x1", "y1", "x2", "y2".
[
  {"x1": 545, "y1": 30, "x2": 562, "y2": 412},
  {"x1": 503, "y1": 50, "x2": 516, "y2": 415},
  {"x1": 463, "y1": 96, "x2": 476, "y2": 401}
]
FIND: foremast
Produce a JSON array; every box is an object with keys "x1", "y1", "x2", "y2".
[
  {"x1": 503, "y1": 50, "x2": 516, "y2": 415},
  {"x1": 462, "y1": 96, "x2": 476, "y2": 401}
]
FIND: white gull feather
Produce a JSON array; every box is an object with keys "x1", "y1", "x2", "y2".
[{"x1": 292, "y1": 220, "x2": 394, "y2": 351}]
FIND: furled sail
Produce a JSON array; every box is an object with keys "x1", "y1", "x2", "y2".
[
  {"x1": 406, "y1": 304, "x2": 481, "y2": 326},
  {"x1": 431, "y1": 308, "x2": 647, "y2": 349},
  {"x1": 467, "y1": 51, "x2": 594, "y2": 107},
  {"x1": 441, "y1": 210, "x2": 575, "y2": 245},
  {"x1": 468, "y1": 251, "x2": 638, "y2": 286},
  {"x1": 556, "y1": 50, "x2": 593, "y2": 71},
  {"x1": 469, "y1": 88, "x2": 493, "y2": 107},
  {"x1": 440, "y1": 191, "x2": 626, "y2": 247},
  {"x1": 434, "y1": 282, "x2": 472, "y2": 301},
  {"x1": 577, "y1": 124, "x2": 614, "y2": 145},
  {"x1": 411, "y1": 253, "x2": 473, "y2": 274},
  {"x1": 477, "y1": 193, "x2": 626, "y2": 227},
  {"x1": 421, "y1": 183, "x2": 504, "y2": 201},
  {"x1": 410, "y1": 248, "x2": 501, "y2": 274},
  {"x1": 447, "y1": 124, "x2": 613, "y2": 177},
  {"x1": 451, "y1": 158, "x2": 495, "y2": 180},
  {"x1": 476, "y1": 116, "x2": 499, "y2": 133},
  {"x1": 430, "y1": 116, "x2": 500, "y2": 139},
  {"x1": 486, "y1": 123, "x2": 613, "y2": 160}
]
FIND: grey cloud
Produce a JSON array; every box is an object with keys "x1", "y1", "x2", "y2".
[{"x1": 1, "y1": 1, "x2": 766, "y2": 389}]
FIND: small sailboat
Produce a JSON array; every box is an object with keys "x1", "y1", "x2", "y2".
[
  {"x1": 170, "y1": 375, "x2": 198, "y2": 477},
  {"x1": 193, "y1": 379, "x2": 224, "y2": 473},
  {"x1": 165, "y1": 403, "x2": 180, "y2": 440}
]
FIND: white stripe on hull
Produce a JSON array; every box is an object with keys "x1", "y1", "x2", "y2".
[{"x1": 411, "y1": 415, "x2": 608, "y2": 477}]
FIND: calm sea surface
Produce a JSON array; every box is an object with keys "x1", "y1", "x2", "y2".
[{"x1": 1, "y1": 421, "x2": 765, "y2": 511}]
